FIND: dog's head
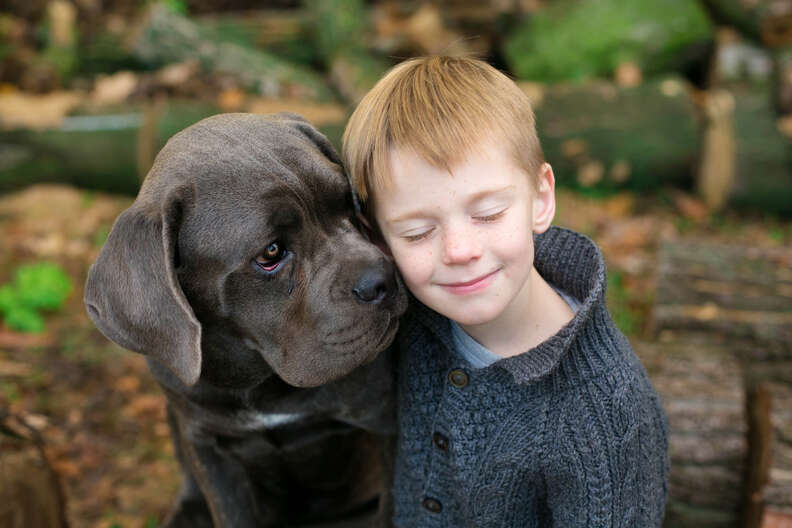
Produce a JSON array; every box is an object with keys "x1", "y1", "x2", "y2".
[{"x1": 84, "y1": 113, "x2": 407, "y2": 388}]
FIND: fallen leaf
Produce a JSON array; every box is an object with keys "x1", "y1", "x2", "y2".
[
  {"x1": 0, "y1": 359, "x2": 32, "y2": 376},
  {"x1": 673, "y1": 191, "x2": 710, "y2": 222},
  {"x1": 615, "y1": 61, "x2": 642, "y2": 87},
  {"x1": 0, "y1": 92, "x2": 83, "y2": 130},
  {"x1": 92, "y1": 71, "x2": 138, "y2": 105},
  {"x1": 577, "y1": 161, "x2": 604, "y2": 187}
]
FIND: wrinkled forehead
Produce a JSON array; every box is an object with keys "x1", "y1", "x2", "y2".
[{"x1": 143, "y1": 117, "x2": 353, "y2": 260}]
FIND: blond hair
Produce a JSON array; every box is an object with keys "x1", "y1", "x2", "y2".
[{"x1": 342, "y1": 55, "x2": 544, "y2": 205}]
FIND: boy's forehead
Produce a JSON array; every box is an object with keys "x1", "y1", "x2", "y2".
[{"x1": 373, "y1": 142, "x2": 534, "y2": 216}]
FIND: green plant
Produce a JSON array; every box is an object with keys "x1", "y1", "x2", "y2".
[{"x1": 0, "y1": 263, "x2": 73, "y2": 333}]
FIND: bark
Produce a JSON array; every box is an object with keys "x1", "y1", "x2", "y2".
[
  {"x1": 635, "y1": 338, "x2": 746, "y2": 527},
  {"x1": 653, "y1": 240, "x2": 792, "y2": 349}
]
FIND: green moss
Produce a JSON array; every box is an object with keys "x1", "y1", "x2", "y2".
[
  {"x1": 606, "y1": 271, "x2": 639, "y2": 336},
  {"x1": 504, "y1": 0, "x2": 714, "y2": 82},
  {"x1": 0, "y1": 263, "x2": 73, "y2": 333}
]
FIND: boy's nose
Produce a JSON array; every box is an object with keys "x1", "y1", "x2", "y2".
[{"x1": 442, "y1": 225, "x2": 482, "y2": 264}]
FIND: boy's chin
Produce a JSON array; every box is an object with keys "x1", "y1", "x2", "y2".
[{"x1": 436, "y1": 304, "x2": 503, "y2": 328}]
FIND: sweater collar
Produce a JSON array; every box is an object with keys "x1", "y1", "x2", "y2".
[{"x1": 409, "y1": 226, "x2": 608, "y2": 384}]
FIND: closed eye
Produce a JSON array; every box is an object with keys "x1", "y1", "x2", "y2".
[
  {"x1": 402, "y1": 227, "x2": 435, "y2": 243},
  {"x1": 473, "y1": 209, "x2": 507, "y2": 223}
]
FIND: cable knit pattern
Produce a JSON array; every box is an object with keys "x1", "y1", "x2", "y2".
[{"x1": 392, "y1": 227, "x2": 669, "y2": 527}]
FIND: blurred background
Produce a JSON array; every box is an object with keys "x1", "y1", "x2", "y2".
[{"x1": 0, "y1": 1, "x2": 790, "y2": 527}]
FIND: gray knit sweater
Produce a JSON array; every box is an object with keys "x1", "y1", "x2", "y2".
[{"x1": 392, "y1": 227, "x2": 669, "y2": 527}]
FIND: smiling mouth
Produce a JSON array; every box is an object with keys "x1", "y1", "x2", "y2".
[{"x1": 438, "y1": 269, "x2": 500, "y2": 294}]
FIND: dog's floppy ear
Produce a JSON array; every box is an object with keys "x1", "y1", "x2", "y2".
[
  {"x1": 274, "y1": 112, "x2": 342, "y2": 166},
  {"x1": 84, "y1": 188, "x2": 202, "y2": 386}
]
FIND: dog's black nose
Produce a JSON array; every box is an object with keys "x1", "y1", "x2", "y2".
[{"x1": 353, "y1": 261, "x2": 394, "y2": 304}]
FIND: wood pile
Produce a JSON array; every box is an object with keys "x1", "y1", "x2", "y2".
[{"x1": 643, "y1": 240, "x2": 792, "y2": 527}]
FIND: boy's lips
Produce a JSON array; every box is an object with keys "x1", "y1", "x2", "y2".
[{"x1": 437, "y1": 269, "x2": 500, "y2": 294}]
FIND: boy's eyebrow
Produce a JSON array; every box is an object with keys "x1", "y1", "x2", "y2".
[
  {"x1": 466, "y1": 185, "x2": 516, "y2": 203},
  {"x1": 385, "y1": 185, "x2": 516, "y2": 225}
]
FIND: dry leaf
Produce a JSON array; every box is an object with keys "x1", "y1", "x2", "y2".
[
  {"x1": 615, "y1": 61, "x2": 642, "y2": 87},
  {"x1": 577, "y1": 161, "x2": 604, "y2": 187},
  {"x1": 92, "y1": 71, "x2": 138, "y2": 105}
]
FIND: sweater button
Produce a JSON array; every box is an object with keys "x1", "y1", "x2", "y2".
[
  {"x1": 433, "y1": 432, "x2": 449, "y2": 451},
  {"x1": 448, "y1": 369, "x2": 469, "y2": 388},
  {"x1": 422, "y1": 497, "x2": 442, "y2": 513}
]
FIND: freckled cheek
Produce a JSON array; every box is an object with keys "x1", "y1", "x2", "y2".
[{"x1": 391, "y1": 246, "x2": 434, "y2": 287}]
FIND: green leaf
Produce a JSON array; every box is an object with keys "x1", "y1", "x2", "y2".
[
  {"x1": 13, "y1": 262, "x2": 73, "y2": 311},
  {"x1": 4, "y1": 305, "x2": 45, "y2": 333},
  {"x1": 0, "y1": 284, "x2": 18, "y2": 315}
]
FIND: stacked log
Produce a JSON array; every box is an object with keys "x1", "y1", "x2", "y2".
[
  {"x1": 526, "y1": 77, "x2": 701, "y2": 193},
  {"x1": 649, "y1": 240, "x2": 792, "y2": 527},
  {"x1": 132, "y1": 5, "x2": 334, "y2": 101},
  {"x1": 635, "y1": 338, "x2": 746, "y2": 528},
  {"x1": 306, "y1": 0, "x2": 390, "y2": 104}
]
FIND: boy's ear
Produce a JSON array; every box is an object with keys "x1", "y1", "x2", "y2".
[{"x1": 532, "y1": 163, "x2": 556, "y2": 234}]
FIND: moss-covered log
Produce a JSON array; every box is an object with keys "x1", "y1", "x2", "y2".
[
  {"x1": 306, "y1": 0, "x2": 390, "y2": 104},
  {"x1": 529, "y1": 77, "x2": 701, "y2": 193},
  {"x1": 132, "y1": 5, "x2": 334, "y2": 101},
  {"x1": 503, "y1": 0, "x2": 714, "y2": 82},
  {"x1": 726, "y1": 83, "x2": 792, "y2": 216},
  {"x1": 0, "y1": 100, "x2": 221, "y2": 196}
]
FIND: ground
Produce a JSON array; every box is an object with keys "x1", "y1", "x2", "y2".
[{"x1": 0, "y1": 183, "x2": 789, "y2": 527}]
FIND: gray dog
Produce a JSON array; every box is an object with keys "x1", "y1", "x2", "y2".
[{"x1": 84, "y1": 113, "x2": 407, "y2": 527}]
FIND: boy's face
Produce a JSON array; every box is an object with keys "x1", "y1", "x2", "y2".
[{"x1": 373, "y1": 141, "x2": 555, "y2": 328}]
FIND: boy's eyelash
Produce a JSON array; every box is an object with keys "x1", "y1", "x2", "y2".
[
  {"x1": 474, "y1": 210, "x2": 506, "y2": 222},
  {"x1": 403, "y1": 229, "x2": 434, "y2": 242}
]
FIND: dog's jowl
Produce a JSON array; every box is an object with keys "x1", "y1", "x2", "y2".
[{"x1": 84, "y1": 113, "x2": 407, "y2": 528}]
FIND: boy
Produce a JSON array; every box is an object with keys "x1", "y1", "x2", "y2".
[{"x1": 342, "y1": 56, "x2": 668, "y2": 527}]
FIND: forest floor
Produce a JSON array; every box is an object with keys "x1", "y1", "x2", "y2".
[{"x1": 0, "y1": 182, "x2": 790, "y2": 527}]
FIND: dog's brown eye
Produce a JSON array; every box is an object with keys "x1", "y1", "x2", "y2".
[
  {"x1": 263, "y1": 242, "x2": 282, "y2": 259},
  {"x1": 255, "y1": 241, "x2": 287, "y2": 271}
]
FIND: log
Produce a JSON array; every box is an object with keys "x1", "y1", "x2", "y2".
[
  {"x1": 0, "y1": 99, "x2": 348, "y2": 195},
  {"x1": 696, "y1": 89, "x2": 736, "y2": 211},
  {"x1": 0, "y1": 411, "x2": 68, "y2": 528},
  {"x1": 754, "y1": 382, "x2": 792, "y2": 525},
  {"x1": 305, "y1": 0, "x2": 391, "y2": 104},
  {"x1": 653, "y1": 240, "x2": 792, "y2": 352},
  {"x1": 718, "y1": 82, "x2": 792, "y2": 216},
  {"x1": 526, "y1": 77, "x2": 701, "y2": 193},
  {"x1": 195, "y1": 9, "x2": 307, "y2": 49},
  {"x1": 0, "y1": 100, "x2": 221, "y2": 196},
  {"x1": 503, "y1": 0, "x2": 714, "y2": 82},
  {"x1": 132, "y1": 5, "x2": 335, "y2": 101},
  {"x1": 635, "y1": 338, "x2": 746, "y2": 528},
  {"x1": 699, "y1": 0, "x2": 792, "y2": 48}
]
